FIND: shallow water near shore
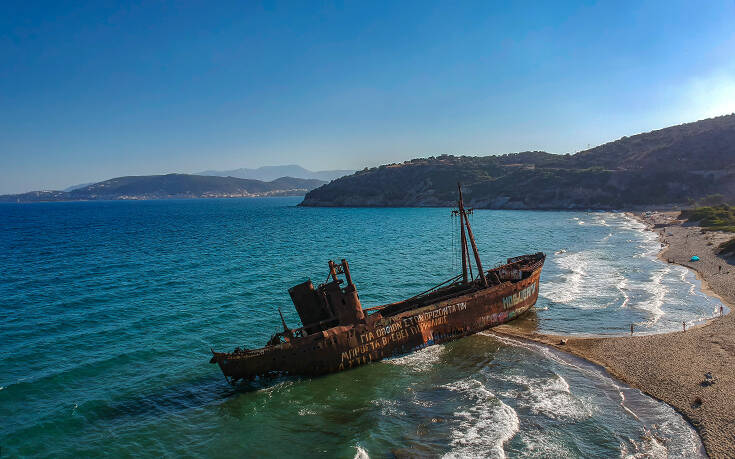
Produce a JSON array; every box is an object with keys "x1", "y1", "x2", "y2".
[{"x1": 0, "y1": 198, "x2": 718, "y2": 457}]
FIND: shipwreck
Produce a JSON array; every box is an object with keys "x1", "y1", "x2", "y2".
[{"x1": 210, "y1": 184, "x2": 545, "y2": 383}]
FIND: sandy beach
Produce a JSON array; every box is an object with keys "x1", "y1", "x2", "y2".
[{"x1": 494, "y1": 211, "x2": 735, "y2": 458}]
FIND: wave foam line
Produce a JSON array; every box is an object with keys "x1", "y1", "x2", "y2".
[
  {"x1": 639, "y1": 267, "x2": 668, "y2": 325},
  {"x1": 488, "y1": 333, "x2": 705, "y2": 457},
  {"x1": 542, "y1": 252, "x2": 587, "y2": 304},
  {"x1": 677, "y1": 265, "x2": 698, "y2": 297},
  {"x1": 353, "y1": 445, "x2": 369, "y2": 459},
  {"x1": 385, "y1": 344, "x2": 444, "y2": 372},
  {"x1": 617, "y1": 277, "x2": 630, "y2": 309},
  {"x1": 543, "y1": 250, "x2": 626, "y2": 310},
  {"x1": 442, "y1": 378, "x2": 519, "y2": 459},
  {"x1": 499, "y1": 372, "x2": 592, "y2": 422}
]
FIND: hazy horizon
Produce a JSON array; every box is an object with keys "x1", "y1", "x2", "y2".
[{"x1": 2, "y1": 1, "x2": 734, "y2": 194}]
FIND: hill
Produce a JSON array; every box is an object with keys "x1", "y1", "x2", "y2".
[
  {"x1": 198, "y1": 164, "x2": 354, "y2": 182},
  {"x1": 0, "y1": 174, "x2": 325, "y2": 203},
  {"x1": 300, "y1": 114, "x2": 735, "y2": 209}
]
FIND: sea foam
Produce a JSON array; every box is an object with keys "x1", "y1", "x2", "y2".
[{"x1": 442, "y1": 378, "x2": 519, "y2": 459}]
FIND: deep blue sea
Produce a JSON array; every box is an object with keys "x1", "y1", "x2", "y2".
[{"x1": 1, "y1": 197, "x2": 721, "y2": 457}]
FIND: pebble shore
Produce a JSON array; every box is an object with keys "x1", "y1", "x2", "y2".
[{"x1": 494, "y1": 211, "x2": 735, "y2": 458}]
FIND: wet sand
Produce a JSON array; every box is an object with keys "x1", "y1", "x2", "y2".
[{"x1": 493, "y1": 211, "x2": 735, "y2": 458}]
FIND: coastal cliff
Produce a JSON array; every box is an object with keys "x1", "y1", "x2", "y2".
[{"x1": 301, "y1": 114, "x2": 735, "y2": 209}]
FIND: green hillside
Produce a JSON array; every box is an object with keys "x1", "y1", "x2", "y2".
[{"x1": 301, "y1": 114, "x2": 735, "y2": 209}]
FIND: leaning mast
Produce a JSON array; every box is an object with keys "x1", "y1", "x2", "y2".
[{"x1": 455, "y1": 183, "x2": 488, "y2": 287}]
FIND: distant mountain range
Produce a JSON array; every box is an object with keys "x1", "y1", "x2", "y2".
[
  {"x1": 301, "y1": 114, "x2": 735, "y2": 209},
  {"x1": 1, "y1": 174, "x2": 326, "y2": 203},
  {"x1": 198, "y1": 165, "x2": 354, "y2": 182}
]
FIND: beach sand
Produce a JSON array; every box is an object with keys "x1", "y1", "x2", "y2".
[{"x1": 493, "y1": 211, "x2": 735, "y2": 458}]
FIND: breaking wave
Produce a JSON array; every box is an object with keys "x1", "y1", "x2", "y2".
[
  {"x1": 617, "y1": 277, "x2": 630, "y2": 308},
  {"x1": 516, "y1": 430, "x2": 576, "y2": 458},
  {"x1": 535, "y1": 211, "x2": 724, "y2": 334},
  {"x1": 542, "y1": 250, "x2": 624, "y2": 310},
  {"x1": 354, "y1": 445, "x2": 370, "y2": 459},
  {"x1": 541, "y1": 251, "x2": 588, "y2": 305},
  {"x1": 442, "y1": 378, "x2": 519, "y2": 459},
  {"x1": 501, "y1": 373, "x2": 593, "y2": 422},
  {"x1": 679, "y1": 266, "x2": 697, "y2": 296},
  {"x1": 632, "y1": 267, "x2": 668, "y2": 325},
  {"x1": 385, "y1": 344, "x2": 445, "y2": 372},
  {"x1": 487, "y1": 335, "x2": 705, "y2": 458}
]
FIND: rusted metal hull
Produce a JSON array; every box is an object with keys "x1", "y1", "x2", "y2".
[{"x1": 211, "y1": 254, "x2": 544, "y2": 383}]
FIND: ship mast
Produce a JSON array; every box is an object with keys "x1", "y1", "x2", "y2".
[
  {"x1": 456, "y1": 183, "x2": 488, "y2": 287},
  {"x1": 459, "y1": 197, "x2": 469, "y2": 284}
]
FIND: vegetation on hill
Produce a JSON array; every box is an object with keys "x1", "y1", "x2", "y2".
[
  {"x1": 572, "y1": 114, "x2": 735, "y2": 171},
  {"x1": 680, "y1": 205, "x2": 735, "y2": 233},
  {"x1": 680, "y1": 199, "x2": 735, "y2": 257},
  {"x1": 719, "y1": 238, "x2": 735, "y2": 256},
  {"x1": 301, "y1": 114, "x2": 735, "y2": 209}
]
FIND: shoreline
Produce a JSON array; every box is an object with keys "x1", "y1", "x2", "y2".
[
  {"x1": 493, "y1": 211, "x2": 735, "y2": 458},
  {"x1": 643, "y1": 211, "x2": 734, "y2": 309}
]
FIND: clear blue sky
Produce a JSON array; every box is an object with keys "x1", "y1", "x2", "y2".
[{"x1": 1, "y1": 1, "x2": 734, "y2": 193}]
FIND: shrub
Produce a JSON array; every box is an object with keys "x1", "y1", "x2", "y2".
[
  {"x1": 680, "y1": 205, "x2": 735, "y2": 232},
  {"x1": 719, "y1": 238, "x2": 735, "y2": 255}
]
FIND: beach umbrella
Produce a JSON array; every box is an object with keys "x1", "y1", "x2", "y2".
[{"x1": 690, "y1": 255, "x2": 700, "y2": 261}]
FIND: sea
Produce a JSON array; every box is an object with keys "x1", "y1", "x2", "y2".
[{"x1": 0, "y1": 197, "x2": 722, "y2": 457}]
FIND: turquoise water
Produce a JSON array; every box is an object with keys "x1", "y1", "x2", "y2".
[{"x1": 0, "y1": 198, "x2": 718, "y2": 457}]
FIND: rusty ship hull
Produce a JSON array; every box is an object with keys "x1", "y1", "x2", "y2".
[
  {"x1": 211, "y1": 184, "x2": 544, "y2": 384},
  {"x1": 212, "y1": 254, "x2": 543, "y2": 382}
]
